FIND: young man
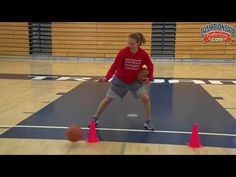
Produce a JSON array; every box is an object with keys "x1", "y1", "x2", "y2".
[{"x1": 90, "y1": 32, "x2": 156, "y2": 130}]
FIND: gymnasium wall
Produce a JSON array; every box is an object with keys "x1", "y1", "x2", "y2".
[
  {"x1": 0, "y1": 22, "x2": 29, "y2": 56},
  {"x1": 51, "y1": 22, "x2": 152, "y2": 58},
  {"x1": 0, "y1": 22, "x2": 235, "y2": 60}
]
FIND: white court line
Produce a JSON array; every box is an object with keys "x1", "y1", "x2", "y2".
[
  {"x1": 208, "y1": 80, "x2": 223, "y2": 85},
  {"x1": 168, "y1": 80, "x2": 179, "y2": 84},
  {"x1": 81, "y1": 77, "x2": 91, "y2": 80},
  {"x1": 152, "y1": 79, "x2": 165, "y2": 83},
  {"x1": 0, "y1": 125, "x2": 236, "y2": 137},
  {"x1": 56, "y1": 77, "x2": 71, "y2": 81},
  {"x1": 178, "y1": 79, "x2": 194, "y2": 83},
  {"x1": 26, "y1": 77, "x2": 236, "y2": 85},
  {"x1": 73, "y1": 79, "x2": 87, "y2": 81},
  {"x1": 192, "y1": 80, "x2": 206, "y2": 84},
  {"x1": 28, "y1": 75, "x2": 56, "y2": 78},
  {"x1": 31, "y1": 76, "x2": 47, "y2": 80},
  {"x1": 70, "y1": 77, "x2": 92, "y2": 81}
]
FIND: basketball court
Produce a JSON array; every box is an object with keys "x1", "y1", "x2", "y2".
[
  {"x1": 0, "y1": 59, "x2": 236, "y2": 154},
  {"x1": 0, "y1": 22, "x2": 236, "y2": 154}
]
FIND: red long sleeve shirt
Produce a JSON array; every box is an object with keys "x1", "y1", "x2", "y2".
[{"x1": 105, "y1": 47, "x2": 154, "y2": 84}]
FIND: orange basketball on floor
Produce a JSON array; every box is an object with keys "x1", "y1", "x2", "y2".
[{"x1": 65, "y1": 125, "x2": 83, "y2": 142}]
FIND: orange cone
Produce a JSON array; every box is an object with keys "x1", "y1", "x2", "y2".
[
  {"x1": 86, "y1": 120, "x2": 99, "y2": 143},
  {"x1": 187, "y1": 123, "x2": 203, "y2": 148}
]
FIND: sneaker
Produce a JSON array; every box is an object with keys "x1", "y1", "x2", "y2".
[
  {"x1": 144, "y1": 120, "x2": 156, "y2": 130},
  {"x1": 88, "y1": 117, "x2": 98, "y2": 128}
]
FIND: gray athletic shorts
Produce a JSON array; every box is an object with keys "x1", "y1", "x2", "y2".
[{"x1": 106, "y1": 76, "x2": 147, "y2": 99}]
